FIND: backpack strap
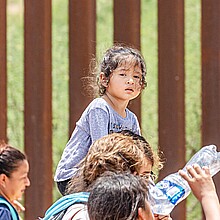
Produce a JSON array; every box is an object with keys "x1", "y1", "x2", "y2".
[{"x1": 0, "y1": 197, "x2": 19, "y2": 220}]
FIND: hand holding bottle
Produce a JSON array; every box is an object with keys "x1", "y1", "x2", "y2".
[
  {"x1": 148, "y1": 145, "x2": 220, "y2": 215},
  {"x1": 179, "y1": 164, "x2": 220, "y2": 220}
]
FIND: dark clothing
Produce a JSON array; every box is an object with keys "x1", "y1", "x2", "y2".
[{"x1": 57, "y1": 179, "x2": 71, "y2": 195}]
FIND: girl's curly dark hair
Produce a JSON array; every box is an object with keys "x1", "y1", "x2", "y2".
[{"x1": 82, "y1": 44, "x2": 147, "y2": 97}]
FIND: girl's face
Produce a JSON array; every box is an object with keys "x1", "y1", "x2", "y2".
[
  {"x1": 104, "y1": 58, "x2": 143, "y2": 101},
  {"x1": 138, "y1": 157, "x2": 153, "y2": 181},
  {"x1": 0, "y1": 160, "x2": 30, "y2": 201},
  {"x1": 137, "y1": 159, "x2": 155, "y2": 220}
]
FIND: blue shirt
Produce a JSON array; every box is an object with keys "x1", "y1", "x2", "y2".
[{"x1": 54, "y1": 98, "x2": 140, "y2": 181}]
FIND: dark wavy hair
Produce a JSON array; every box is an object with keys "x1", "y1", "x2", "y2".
[
  {"x1": 0, "y1": 141, "x2": 27, "y2": 177},
  {"x1": 88, "y1": 172, "x2": 150, "y2": 220}
]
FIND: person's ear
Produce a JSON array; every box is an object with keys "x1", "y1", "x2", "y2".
[
  {"x1": 0, "y1": 173, "x2": 7, "y2": 188},
  {"x1": 138, "y1": 207, "x2": 154, "y2": 220},
  {"x1": 138, "y1": 207, "x2": 146, "y2": 220},
  {"x1": 99, "y1": 72, "x2": 109, "y2": 87}
]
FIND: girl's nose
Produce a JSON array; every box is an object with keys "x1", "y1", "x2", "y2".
[{"x1": 126, "y1": 77, "x2": 134, "y2": 84}]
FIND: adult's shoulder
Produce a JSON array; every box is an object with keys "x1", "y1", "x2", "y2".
[{"x1": 62, "y1": 203, "x2": 89, "y2": 220}]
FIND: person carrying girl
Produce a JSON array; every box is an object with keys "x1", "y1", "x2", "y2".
[
  {"x1": 88, "y1": 172, "x2": 154, "y2": 220},
  {"x1": 54, "y1": 45, "x2": 147, "y2": 195},
  {"x1": 41, "y1": 131, "x2": 169, "y2": 220}
]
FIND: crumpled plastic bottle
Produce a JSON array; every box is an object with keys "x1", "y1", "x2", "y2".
[{"x1": 148, "y1": 144, "x2": 220, "y2": 215}]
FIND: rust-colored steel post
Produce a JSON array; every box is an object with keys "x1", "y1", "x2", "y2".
[
  {"x1": 158, "y1": 1, "x2": 185, "y2": 219},
  {"x1": 0, "y1": 0, "x2": 7, "y2": 142},
  {"x1": 201, "y1": 0, "x2": 220, "y2": 210},
  {"x1": 24, "y1": 1, "x2": 52, "y2": 219},
  {"x1": 113, "y1": 0, "x2": 141, "y2": 122},
  {"x1": 69, "y1": 0, "x2": 96, "y2": 135}
]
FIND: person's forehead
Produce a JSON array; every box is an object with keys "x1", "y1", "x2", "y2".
[
  {"x1": 11, "y1": 160, "x2": 29, "y2": 176},
  {"x1": 138, "y1": 158, "x2": 153, "y2": 174},
  {"x1": 117, "y1": 58, "x2": 142, "y2": 70}
]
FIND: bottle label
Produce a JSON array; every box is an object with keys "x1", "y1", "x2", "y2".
[{"x1": 156, "y1": 180, "x2": 185, "y2": 205}]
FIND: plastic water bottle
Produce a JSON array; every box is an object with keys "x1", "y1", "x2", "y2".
[{"x1": 148, "y1": 144, "x2": 220, "y2": 215}]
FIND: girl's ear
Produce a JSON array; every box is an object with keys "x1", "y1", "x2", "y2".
[{"x1": 99, "y1": 72, "x2": 109, "y2": 87}]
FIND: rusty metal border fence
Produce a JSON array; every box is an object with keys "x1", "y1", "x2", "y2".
[
  {"x1": 0, "y1": 1, "x2": 220, "y2": 219},
  {"x1": 69, "y1": 0, "x2": 96, "y2": 134},
  {"x1": 201, "y1": 0, "x2": 220, "y2": 205},
  {"x1": 158, "y1": 1, "x2": 186, "y2": 220},
  {"x1": 24, "y1": 1, "x2": 52, "y2": 219}
]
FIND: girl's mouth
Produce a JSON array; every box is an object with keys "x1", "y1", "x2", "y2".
[{"x1": 125, "y1": 88, "x2": 134, "y2": 92}]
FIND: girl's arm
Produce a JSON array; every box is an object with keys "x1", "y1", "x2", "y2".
[{"x1": 179, "y1": 164, "x2": 220, "y2": 220}]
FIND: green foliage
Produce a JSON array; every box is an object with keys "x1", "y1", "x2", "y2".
[
  {"x1": 185, "y1": 0, "x2": 202, "y2": 219},
  {"x1": 52, "y1": 0, "x2": 69, "y2": 200},
  {"x1": 7, "y1": 0, "x2": 203, "y2": 218},
  {"x1": 96, "y1": 0, "x2": 113, "y2": 55},
  {"x1": 7, "y1": 0, "x2": 24, "y2": 148},
  {"x1": 141, "y1": 0, "x2": 158, "y2": 148}
]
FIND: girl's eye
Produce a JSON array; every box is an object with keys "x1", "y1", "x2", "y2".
[
  {"x1": 134, "y1": 75, "x2": 141, "y2": 79},
  {"x1": 119, "y1": 73, "x2": 126, "y2": 76}
]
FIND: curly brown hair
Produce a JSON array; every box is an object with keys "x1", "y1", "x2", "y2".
[{"x1": 66, "y1": 132, "x2": 162, "y2": 194}]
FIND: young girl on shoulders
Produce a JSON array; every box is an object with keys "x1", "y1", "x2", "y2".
[{"x1": 54, "y1": 45, "x2": 147, "y2": 195}]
